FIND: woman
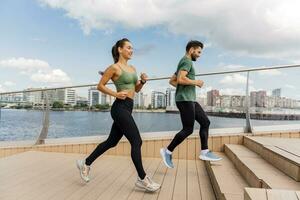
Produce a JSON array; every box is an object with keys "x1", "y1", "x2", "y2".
[{"x1": 76, "y1": 38, "x2": 160, "y2": 192}]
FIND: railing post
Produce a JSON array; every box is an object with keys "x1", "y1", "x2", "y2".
[
  {"x1": 35, "y1": 90, "x2": 50, "y2": 145},
  {"x1": 244, "y1": 71, "x2": 253, "y2": 133}
]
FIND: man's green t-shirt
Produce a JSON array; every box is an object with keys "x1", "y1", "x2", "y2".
[{"x1": 175, "y1": 56, "x2": 196, "y2": 102}]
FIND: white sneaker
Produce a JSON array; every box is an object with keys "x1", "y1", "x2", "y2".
[
  {"x1": 199, "y1": 151, "x2": 222, "y2": 161},
  {"x1": 135, "y1": 175, "x2": 161, "y2": 192},
  {"x1": 76, "y1": 160, "x2": 90, "y2": 183}
]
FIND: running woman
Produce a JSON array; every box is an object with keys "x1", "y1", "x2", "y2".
[
  {"x1": 160, "y1": 40, "x2": 222, "y2": 168},
  {"x1": 77, "y1": 38, "x2": 160, "y2": 192}
]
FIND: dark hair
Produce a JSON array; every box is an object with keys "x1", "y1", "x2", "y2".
[
  {"x1": 186, "y1": 40, "x2": 204, "y2": 52},
  {"x1": 111, "y1": 38, "x2": 130, "y2": 63}
]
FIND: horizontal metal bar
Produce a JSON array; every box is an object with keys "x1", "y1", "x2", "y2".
[{"x1": 1, "y1": 63, "x2": 299, "y2": 95}]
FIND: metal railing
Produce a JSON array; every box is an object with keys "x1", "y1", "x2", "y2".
[{"x1": 1, "y1": 63, "x2": 300, "y2": 144}]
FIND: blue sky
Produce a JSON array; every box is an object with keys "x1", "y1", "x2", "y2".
[{"x1": 0, "y1": 0, "x2": 299, "y2": 99}]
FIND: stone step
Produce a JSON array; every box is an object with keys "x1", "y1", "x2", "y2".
[
  {"x1": 205, "y1": 152, "x2": 249, "y2": 200},
  {"x1": 224, "y1": 144, "x2": 300, "y2": 190},
  {"x1": 244, "y1": 188, "x2": 300, "y2": 200},
  {"x1": 244, "y1": 136, "x2": 300, "y2": 181}
]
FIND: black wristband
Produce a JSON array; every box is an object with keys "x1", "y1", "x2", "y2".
[{"x1": 140, "y1": 79, "x2": 146, "y2": 85}]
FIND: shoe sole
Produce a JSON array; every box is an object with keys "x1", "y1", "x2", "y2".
[
  {"x1": 199, "y1": 156, "x2": 222, "y2": 162},
  {"x1": 160, "y1": 149, "x2": 173, "y2": 169},
  {"x1": 135, "y1": 181, "x2": 160, "y2": 192},
  {"x1": 76, "y1": 160, "x2": 90, "y2": 183}
]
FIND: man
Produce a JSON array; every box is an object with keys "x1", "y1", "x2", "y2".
[{"x1": 160, "y1": 40, "x2": 222, "y2": 168}]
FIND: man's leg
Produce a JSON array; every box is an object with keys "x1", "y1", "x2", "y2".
[
  {"x1": 195, "y1": 102, "x2": 222, "y2": 161},
  {"x1": 161, "y1": 101, "x2": 195, "y2": 168}
]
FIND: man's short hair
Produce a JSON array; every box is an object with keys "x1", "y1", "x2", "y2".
[{"x1": 186, "y1": 40, "x2": 204, "y2": 52}]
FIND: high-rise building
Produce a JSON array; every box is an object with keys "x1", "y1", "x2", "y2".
[
  {"x1": 134, "y1": 92, "x2": 145, "y2": 108},
  {"x1": 207, "y1": 90, "x2": 220, "y2": 106},
  {"x1": 166, "y1": 88, "x2": 176, "y2": 107},
  {"x1": 250, "y1": 91, "x2": 267, "y2": 107},
  {"x1": 272, "y1": 88, "x2": 281, "y2": 97},
  {"x1": 151, "y1": 91, "x2": 166, "y2": 109},
  {"x1": 88, "y1": 87, "x2": 107, "y2": 106},
  {"x1": 65, "y1": 89, "x2": 76, "y2": 106}
]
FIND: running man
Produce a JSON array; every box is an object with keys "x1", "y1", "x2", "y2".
[{"x1": 160, "y1": 40, "x2": 222, "y2": 168}]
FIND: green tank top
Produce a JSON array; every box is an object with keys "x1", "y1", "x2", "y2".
[{"x1": 113, "y1": 67, "x2": 138, "y2": 92}]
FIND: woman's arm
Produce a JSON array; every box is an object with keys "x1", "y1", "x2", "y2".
[
  {"x1": 97, "y1": 66, "x2": 127, "y2": 99},
  {"x1": 135, "y1": 66, "x2": 148, "y2": 93}
]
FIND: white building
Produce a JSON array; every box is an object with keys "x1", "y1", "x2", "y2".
[
  {"x1": 134, "y1": 92, "x2": 145, "y2": 108},
  {"x1": 151, "y1": 91, "x2": 166, "y2": 109},
  {"x1": 166, "y1": 88, "x2": 176, "y2": 107},
  {"x1": 64, "y1": 89, "x2": 76, "y2": 106},
  {"x1": 88, "y1": 87, "x2": 107, "y2": 106}
]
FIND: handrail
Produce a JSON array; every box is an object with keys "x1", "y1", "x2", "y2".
[
  {"x1": 1, "y1": 63, "x2": 300, "y2": 143},
  {"x1": 1, "y1": 63, "x2": 299, "y2": 95}
]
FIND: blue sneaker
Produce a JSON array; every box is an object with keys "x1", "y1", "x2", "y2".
[
  {"x1": 160, "y1": 148, "x2": 174, "y2": 168},
  {"x1": 199, "y1": 151, "x2": 222, "y2": 161}
]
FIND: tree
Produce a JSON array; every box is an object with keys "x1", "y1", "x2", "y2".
[{"x1": 52, "y1": 101, "x2": 64, "y2": 108}]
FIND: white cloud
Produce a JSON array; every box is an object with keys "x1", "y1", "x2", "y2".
[
  {"x1": 219, "y1": 88, "x2": 245, "y2": 96},
  {"x1": 222, "y1": 64, "x2": 247, "y2": 70},
  {"x1": 38, "y1": 0, "x2": 300, "y2": 60},
  {"x1": 220, "y1": 74, "x2": 253, "y2": 85},
  {"x1": 258, "y1": 69, "x2": 282, "y2": 76},
  {"x1": 285, "y1": 84, "x2": 296, "y2": 89},
  {"x1": 0, "y1": 84, "x2": 5, "y2": 93},
  {"x1": 0, "y1": 58, "x2": 71, "y2": 85},
  {"x1": 3, "y1": 81, "x2": 16, "y2": 87},
  {"x1": 31, "y1": 69, "x2": 71, "y2": 83},
  {"x1": 0, "y1": 57, "x2": 49, "y2": 74}
]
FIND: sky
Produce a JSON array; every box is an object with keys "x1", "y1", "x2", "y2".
[{"x1": 0, "y1": 0, "x2": 300, "y2": 99}]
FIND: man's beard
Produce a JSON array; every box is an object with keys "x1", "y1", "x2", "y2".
[{"x1": 191, "y1": 54, "x2": 197, "y2": 61}]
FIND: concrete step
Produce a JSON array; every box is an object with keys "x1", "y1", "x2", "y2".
[
  {"x1": 205, "y1": 152, "x2": 249, "y2": 200},
  {"x1": 244, "y1": 136, "x2": 300, "y2": 181},
  {"x1": 244, "y1": 188, "x2": 300, "y2": 200},
  {"x1": 224, "y1": 144, "x2": 300, "y2": 190}
]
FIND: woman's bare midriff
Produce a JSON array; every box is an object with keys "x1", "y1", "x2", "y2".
[{"x1": 120, "y1": 89, "x2": 135, "y2": 99}]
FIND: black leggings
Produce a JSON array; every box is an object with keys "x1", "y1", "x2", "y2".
[
  {"x1": 85, "y1": 97, "x2": 146, "y2": 179},
  {"x1": 167, "y1": 101, "x2": 210, "y2": 152}
]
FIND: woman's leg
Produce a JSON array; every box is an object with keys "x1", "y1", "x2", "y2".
[
  {"x1": 113, "y1": 109, "x2": 146, "y2": 180},
  {"x1": 85, "y1": 122, "x2": 123, "y2": 166}
]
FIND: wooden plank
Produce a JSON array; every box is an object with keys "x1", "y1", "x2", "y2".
[
  {"x1": 244, "y1": 188, "x2": 267, "y2": 200},
  {"x1": 267, "y1": 189, "x2": 298, "y2": 200},
  {"x1": 142, "y1": 160, "x2": 168, "y2": 200},
  {"x1": 173, "y1": 159, "x2": 187, "y2": 200},
  {"x1": 48, "y1": 156, "x2": 120, "y2": 200},
  {"x1": 187, "y1": 138, "x2": 196, "y2": 160},
  {"x1": 178, "y1": 140, "x2": 187, "y2": 159},
  {"x1": 187, "y1": 160, "x2": 201, "y2": 200},
  {"x1": 154, "y1": 140, "x2": 163, "y2": 158},
  {"x1": 65, "y1": 156, "x2": 132, "y2": 200},
  {"x1": 96, "y1": 159, "x2": 150, "y2": 199},
  {"x1": 147, "y1": 141, "x2": 155, "y2": 158},
  {"x1": 110, "y1": 158, "x2": 154, "y2": 200},
  {"x1": 127, "y1": 158, "x2": 161, "y2": 200},
  {"x1": 196, "y1": 160, "x2": 216, "y2": 200},
  {"x1": 157, "y1": 159, "x2": 179, "y2": 200},
  {"x1": 221, "y1": 136, "x2": 230, "y2": 152},
  {"x1": 40, "y1": 156, "x2": 113, "y2": 199},
  {"x1": 212, "y1": 136, "x2": 222, "y2": 152}
]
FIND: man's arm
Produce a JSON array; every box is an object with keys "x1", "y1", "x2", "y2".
[
  {"x1": 177, "y1": 70, "x2": 203, "y2": 87},
  {"x1": 169, "y1": 74, "x2": 177, "y2": 87}
]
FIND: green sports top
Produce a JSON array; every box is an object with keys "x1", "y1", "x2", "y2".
[{"x1": 113, "y1": 67, "x2": 138, "y2": 92}]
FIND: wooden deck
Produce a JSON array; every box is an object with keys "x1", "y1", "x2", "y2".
[{"x1": 0, "y1": 151, "x2": 216, "y2": 200}]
